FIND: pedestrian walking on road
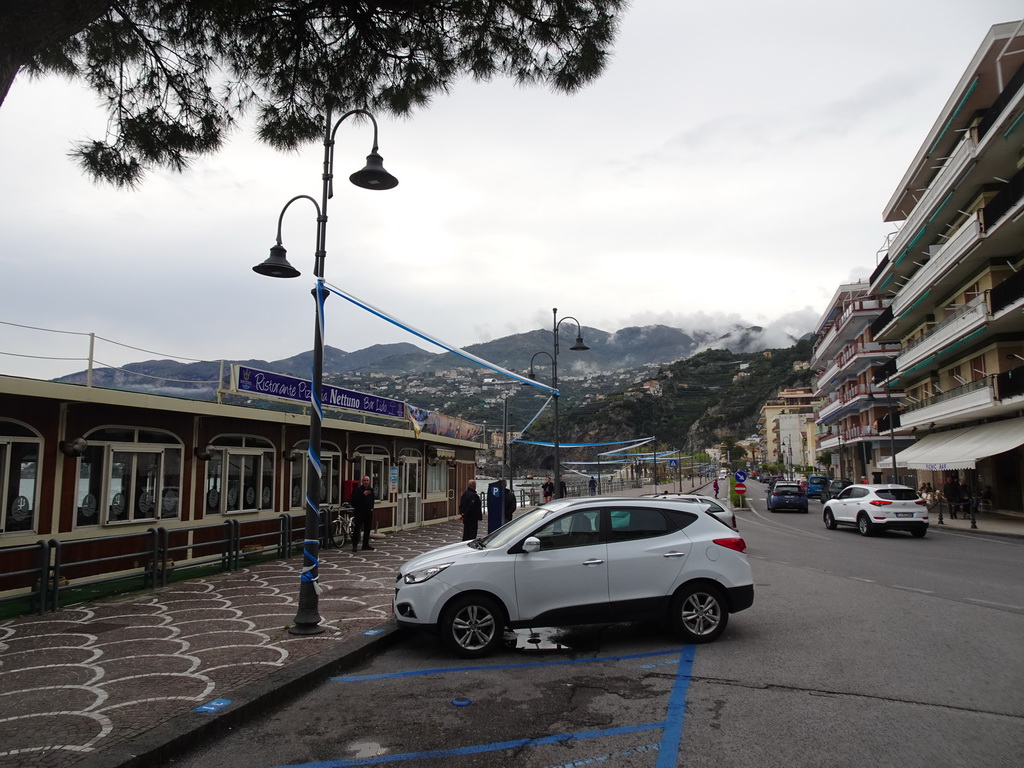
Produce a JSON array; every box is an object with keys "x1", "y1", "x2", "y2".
[
  {"x1": 712, "y1": 479, "x2": 719, "y2": 498},
  {"x1": 460, "y1": 480, "x2": 483, "y2": 541},
  {"x1": 350, "y1": 475, "x2": 376, "y2": 552},
  {"x1": 542, "y1": 476, "x2": 554, "y2": 504}
]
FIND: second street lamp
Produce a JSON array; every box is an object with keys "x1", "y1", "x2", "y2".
[
  {"x1": 252, "y1": 109, "x2": 398, "y2": 636},
  {"x1": 550, "y1": 308, "x2": 588, "y2": 498}
]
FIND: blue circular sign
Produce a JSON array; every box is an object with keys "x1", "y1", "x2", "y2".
[{"x1": 734, "y1": 470, "x2": 747, "y2": 482}]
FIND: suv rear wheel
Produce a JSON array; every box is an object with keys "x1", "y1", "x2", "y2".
[{"x1": 669, "y1": 583, "x2": 729, "y2": 643}]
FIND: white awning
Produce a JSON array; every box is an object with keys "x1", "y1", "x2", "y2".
[{"x1": 879, "y1": 417, "x2": 1024, "y2": 471}]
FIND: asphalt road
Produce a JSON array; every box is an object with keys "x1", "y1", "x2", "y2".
[{"x1": 165, "y1": 486, "x2": 1024, "y2": 768}]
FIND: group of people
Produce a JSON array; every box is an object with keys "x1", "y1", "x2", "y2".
[{"x1": 917, "y1": 477, "x2": 993, "y2": 519}]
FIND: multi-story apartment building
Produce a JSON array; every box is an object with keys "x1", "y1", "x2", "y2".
[
  {"x1": 868, "y1": 20, "x2": 1024, "y2": 510},
  {"x1": 810, "y1": 281, "x2": 914, "y2": 482},
  {"x1": 759, "y1": 388, "x2": 816, "y2": 472}
]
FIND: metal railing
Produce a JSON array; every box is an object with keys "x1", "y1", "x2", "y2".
[{"x1": 1, "y1": 515, "x2": 303, "y2": 615}]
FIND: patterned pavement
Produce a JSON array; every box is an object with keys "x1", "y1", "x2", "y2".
[
  {"x1": 0, "y1": 519, "x2": 462, "y2": 768},
  {"x1": 2, "y1": 486, "x2": 1020, "y2": 768}
]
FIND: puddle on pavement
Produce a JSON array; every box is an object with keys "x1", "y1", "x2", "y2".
[{"x1": 504, "y1": 626, "x2": 601, "y2": 652}]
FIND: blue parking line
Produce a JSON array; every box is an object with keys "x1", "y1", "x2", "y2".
[
  {"x1": 331, "y1": 649, "x2": 683, "y2": 682},
  {"x1": 656, "y1": 646, "x2": 695, "y2": 767},
  {"x1": 298, "y1": 645, "x2": 698, "y2": 768}
]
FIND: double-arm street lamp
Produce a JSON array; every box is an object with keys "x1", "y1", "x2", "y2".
[
  {"x1": 524, "y1": 309, "x2": 588, "y2": 499},
  {"x1": 252, "y1": 109, "x2": 398, "y2": 636}
]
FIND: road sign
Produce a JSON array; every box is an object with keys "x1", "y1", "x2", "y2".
[
  {"x1": 735, "y1": 482, "x2": 747, "y2": 495},
  {"x1": 734, "y1": 470, "x2": 747, "y2": 482},
  {"x1": 668, "y1": 459, "x2": 678, "y2": 468}
]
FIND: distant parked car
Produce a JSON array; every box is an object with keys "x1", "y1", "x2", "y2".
[
  {"x1": 767, "y1": 482, "x2": 808, "y2": 513},
  {"x1": 822, "y1": 484, "x2": 928, "y2": 537},
  {"x1": 805, "y1": 475, "x2": 830, "y2": 499},
  {"x1": 820, "y1": 479, "x2": 853, "y2": 502}
]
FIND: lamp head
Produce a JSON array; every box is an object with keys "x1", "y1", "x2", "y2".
[
  {"x1": 570, "y1": 335, "x2": 589, "y2": 351},
  {"x1": 253, "y1": 243, "x2": 301, "y2": 278},
  {"x1": 350, "y1": 151, "x2": 399, "y2": 190}
]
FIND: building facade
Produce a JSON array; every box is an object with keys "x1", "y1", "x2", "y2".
[
  {"x1": 0, "y1": 374, "x2": 482, "y2": 600},
  {"x1": 810, "y1": 281, "x2": 914, "y2": 483},
  {"x1": 866, "y1": 20, "x2": 1024, "y2": 509}
]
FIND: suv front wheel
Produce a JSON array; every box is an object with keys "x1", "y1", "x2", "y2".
[
  {"x1": 824, "y1": 509, "x2": 837, "y2": 530},
  {"x1": 441, "y1": 594, "x2": 505, "y2": 658},
  {"x1": 857, "y1": 513, "x2": 874, "y2": 537}
]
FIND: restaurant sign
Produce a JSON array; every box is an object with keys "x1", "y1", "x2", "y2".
[{"x1": 232, "y1": 366, "x2": 406, "y2": 419}]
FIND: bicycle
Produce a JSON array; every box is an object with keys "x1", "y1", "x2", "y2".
[{"x1": 326, "y1": 503, "x2": 354, "y2": 549}]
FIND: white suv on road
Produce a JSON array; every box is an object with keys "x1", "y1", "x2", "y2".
[
  {"x1": 394, "y1": 496, "x2": 754, "y2": 657},
  {"x1": 822, "y1": 484, "x2": 929, "y2": 537}
]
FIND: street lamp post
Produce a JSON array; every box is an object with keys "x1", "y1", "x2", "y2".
[
  {"x1": 252, "y1": 109, "x2": 398, "y2": 636},
  {"x1": 550, "y1": 308, "x2": 588, "y2": 498}
]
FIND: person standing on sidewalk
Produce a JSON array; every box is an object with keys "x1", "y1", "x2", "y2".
[
  {"x1": 460, "y1": 480, "x2": 482, "y2": 541},
  {"x1": 502, "y1": 480, "x2": 517, "y2": 523},
  {"x1": 350, "y1": 475, "x2": 376, "y2": 552}
]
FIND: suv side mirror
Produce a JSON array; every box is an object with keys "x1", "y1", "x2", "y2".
[{"x1": 522, "y1": 537, "x2": 541, "y2": 553}]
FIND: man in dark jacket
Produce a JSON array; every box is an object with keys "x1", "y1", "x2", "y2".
[
  {"x1": 502, "y1": 480, "x2": 517, "y2": 524},
  {"x1": 350, "y1": 475, "x2": 376, "y2": 552},
  {"x1": 460, "y1": 479, "x2": 482, "y2": 541}
]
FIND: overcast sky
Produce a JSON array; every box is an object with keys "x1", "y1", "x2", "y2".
[{"x1": 2, "y1": 1, "x2": 1022, "y2": 381}]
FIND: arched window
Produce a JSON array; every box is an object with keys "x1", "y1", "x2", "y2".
[
  {"x1": 76, "y1": 427, "x2": 183, "y2": 527},
  {"x1": 0, "y1": 420, "x2": 43, "y2": 535}
]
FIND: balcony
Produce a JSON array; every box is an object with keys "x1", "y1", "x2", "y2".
[
  {"x1": 883, "y1": 134, "x2": 976, "y2": 271},
  {"x1": 892, "y1": 217, "x2": 982, "y2": 318},
  {"x1": 900, "y1": 378, "x2": 996, "y2": 428},
  {"x1": 810, "y1": 298, "x2": 888, "y2": 367},
  {"x1": 897, "y1": 293, "x2": 988, "y2": 372}
]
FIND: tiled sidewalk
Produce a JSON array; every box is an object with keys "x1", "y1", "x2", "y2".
[
  {"x1": 2, "y1": 484, "x2": 1019, "y2": 768},
  {"x1": 0, "y1": 519, "x2": 462, "y2": 768}
]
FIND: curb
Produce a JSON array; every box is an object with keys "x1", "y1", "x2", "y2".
[{"x1": 74, "y1": 622, "x2": 407, "y2": 768}]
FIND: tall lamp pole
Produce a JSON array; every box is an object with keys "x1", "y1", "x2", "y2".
[
  {"x1": 551, "y1": 308, "x2": 588, "y2": 499},
  {"x1": 252, "y1": 109, "x2": 398, "y2": 636}
]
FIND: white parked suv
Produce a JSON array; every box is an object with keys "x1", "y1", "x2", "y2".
[
  {"x1": 394, "y1": 496, "x2": 754, "y2": 657},
  {"x1": 822, "y1": 484, "x2": 929, "y2": 537}
]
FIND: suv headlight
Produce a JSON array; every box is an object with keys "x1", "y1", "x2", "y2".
[{"x1": 403, "y1": 562, "x2": 453, "y2": 584}]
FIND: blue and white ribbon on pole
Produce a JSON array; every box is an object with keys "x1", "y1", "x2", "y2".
[{"x1": 324, "y1": 281, "x2": 557, "y2": 394}]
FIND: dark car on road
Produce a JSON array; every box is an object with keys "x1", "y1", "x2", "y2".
[
  {"x1": 820, "y1": 478, "x2": 853, "y2": 502},
  {"x1": 805, "y1": 475, "x2": 830, "y2": 499},
  {"x1": 767, "y1": 482, "x2": 809, "y2": 513}
]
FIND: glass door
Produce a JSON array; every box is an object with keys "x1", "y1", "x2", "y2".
[{"x1": 398, "y1": 457, "x2": 422, "y2": 529}]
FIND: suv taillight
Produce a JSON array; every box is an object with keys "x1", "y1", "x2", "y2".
[
  {"x1": 869, "y1": 499, "x2": 892, "y2": 506},
  {"x1": 714, "y1": 537, "x2": 747, "y2": 553}
]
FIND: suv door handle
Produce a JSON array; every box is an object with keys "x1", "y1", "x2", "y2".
[
  {"x1": 582, "y1": 559, "x2": 605, "y2": 566},
  {"x1": 662, "y1": 552, "x2": 686, "y2": 558}
]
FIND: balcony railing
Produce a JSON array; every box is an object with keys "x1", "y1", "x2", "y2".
[
  {"x1": 901, "y1": 293, "x2": 988, "y2": 353},
  {"x1": 991, "y1": 268, "x2": 1024, "y2": 314},
  {"x1": 903, "y1": 377, "x2": 990, "y2": 413},
  {"x1": 997, "y1": 364, "x2": 1024, "y2": 400},
  {"x1": 982, "y1": 164, "x2": 1024, "y2": 231},
  {"x1": 977, "y1": 58, "x2": 1024, "y2": 141}
]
